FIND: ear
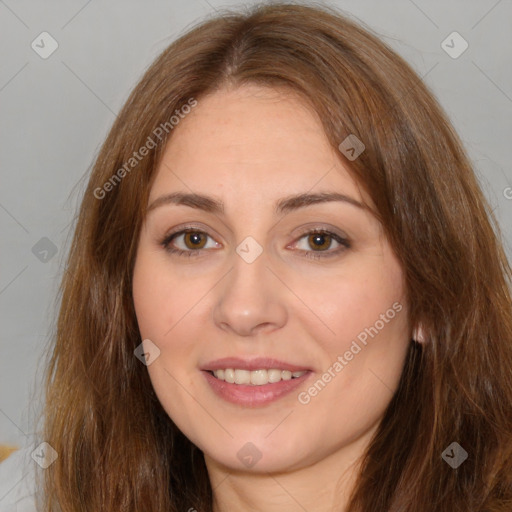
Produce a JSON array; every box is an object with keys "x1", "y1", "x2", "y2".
[{"x1": 412, "y1": 324, "x2": 426, "y2": 343}]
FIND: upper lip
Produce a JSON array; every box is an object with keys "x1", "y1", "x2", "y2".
[{"x1": 201, "y1": 357, "x2": 311, "y2": 372}]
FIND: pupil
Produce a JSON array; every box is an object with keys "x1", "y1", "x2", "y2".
[
  {"x1": 186, "y1": 232, "x2": 204, "y2": 248},
  {"x1": 310, "y1": 233, "x2": 330, "y2": 250}
]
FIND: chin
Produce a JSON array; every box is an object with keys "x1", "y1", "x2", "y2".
[{"x1": 200, "y1": 432, "x2": 315, "y2": 474}]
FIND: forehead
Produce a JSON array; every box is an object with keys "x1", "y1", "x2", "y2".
[{"x1": 149, "y1": 84, "x2": 367, "y2": 209}]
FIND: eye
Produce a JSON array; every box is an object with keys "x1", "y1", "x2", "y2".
[
  {"x1": 161, "y1": 229, "x2": 220, "y2": 257},
  {"x1": 160, "y1": 227, "x2": 350, "y2": 260},
  {"x1": 292, "y1": 229, "x2": 350, "y2": 260}
]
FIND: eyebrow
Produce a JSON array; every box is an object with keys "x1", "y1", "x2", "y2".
[{"x1": 146, "y1": 191, "x2": 366, "y2": 216}]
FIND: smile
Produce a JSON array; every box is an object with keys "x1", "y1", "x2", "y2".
[
  {"x1": 202, "y1": 370, "x2": 312, "y2": 407},
  {"x1": 210, "y1": 368, "x2": 308, "y2": 385}
]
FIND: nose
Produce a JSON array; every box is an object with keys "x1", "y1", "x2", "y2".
[{"x1": 212, "y1": 246, "x2": 288, "y2": 337}]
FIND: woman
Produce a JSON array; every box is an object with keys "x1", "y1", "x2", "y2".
[{"x1": 23, "y1": 2, "x2": 512, "y2": 511}]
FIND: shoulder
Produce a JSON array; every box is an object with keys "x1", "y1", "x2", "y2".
[{"x1": 0, "y1": 444, "x2": 37, "y2": 511}]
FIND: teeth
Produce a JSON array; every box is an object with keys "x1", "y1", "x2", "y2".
[
  {"x1": 268, "y1": 369, "x2": 282, "y2": 383},
  {"x1": 234, "y1": 369, "x2": 251, "y2": 385},
  {"x1": 211, "y1": 368, "x2": 307, "y2": 385},
  {"x1": 250, "y1": 369, "x2": 268, "y2": 385}
]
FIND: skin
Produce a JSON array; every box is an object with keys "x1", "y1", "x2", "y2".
[{"x1": 132, "y1": 84, "x2": 414, "y2": 512}]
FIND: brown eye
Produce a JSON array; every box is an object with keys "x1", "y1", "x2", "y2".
[
  {"x1": 161, "y1": 228, "x2": 220, "y2": 257},
  {"x1": 293, "y1": 229, "x2": 350, "y2": 260},
  {"x1": 183, "y1": 231, "x2": 207, "y2": 249},
  {"x1": 307, "y1": 233, "x2": 333, "y2": 251}
]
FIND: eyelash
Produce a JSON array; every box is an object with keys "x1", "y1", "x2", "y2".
[{"x1": 160, "y1": 226, "x2": 350, "y2": 260}]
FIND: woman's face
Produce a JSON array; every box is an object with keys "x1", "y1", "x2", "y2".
[{"x1": 132, "y1": 84, "x2": 411, "y2": 474}]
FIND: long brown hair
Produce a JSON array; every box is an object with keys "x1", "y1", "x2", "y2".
[{"x1": 37, "y1": 2, "x2": 512, "y2": 510}]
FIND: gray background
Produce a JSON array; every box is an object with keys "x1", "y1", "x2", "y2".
[{"x1": 1, "y1": 0, "x2": 511, "y2": 449}]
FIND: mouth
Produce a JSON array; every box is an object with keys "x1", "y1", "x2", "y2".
[
  {"x1": 206, "y1": 368, "x2": 308, "y2": 386},
  {"x1": 200, "y1": 357, "x2": 312, "y2": 407}
]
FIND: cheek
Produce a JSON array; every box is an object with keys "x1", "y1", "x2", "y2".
[
  {"x1": 313, "y1": 265, "x2": 409, "y2": 411},
  {"x1": 132, "y1": 248, "x2": 205, "y2": 377},
  {"x1": 132, "y1": 252, "x2": 201, "y2": 430},
  {"x1": 132, "y1": 247, "x2": 185, "y2": 340},
  {"x1": 304, "y1": 261, "x2": 406, "y2": 355},
  {"x1": 132, "y1": 261, "x2": 165, "y2": 339}
]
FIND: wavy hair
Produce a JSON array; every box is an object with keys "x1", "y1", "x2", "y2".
[{"x1": 37, "y1": 2, "x2": 512, "y2": 511}]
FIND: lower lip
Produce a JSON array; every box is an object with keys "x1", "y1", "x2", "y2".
[{"x1": 202, "y1": 370, "x2": 312, "y2": 407}]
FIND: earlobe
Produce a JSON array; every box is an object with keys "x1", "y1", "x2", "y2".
[{"x1": 412, "y1": 324, "x2": 426, "y2": 343}]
